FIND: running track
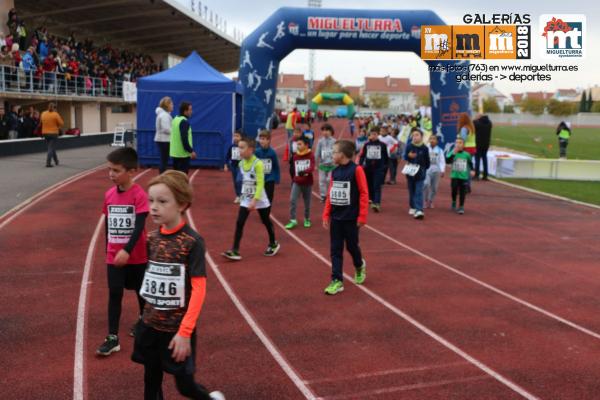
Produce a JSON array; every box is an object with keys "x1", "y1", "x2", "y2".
[{"x1": 2, "y1": 120, "x2": 600, "y2": 399}]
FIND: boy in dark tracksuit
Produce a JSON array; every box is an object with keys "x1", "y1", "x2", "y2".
[
  {"x1": 446, "y1": 137, "x2": 475, "y2": 214},
  {"x1": 403, "y1": 128, "x2": 430, "y2": 220},
  {"x1": 226, "y1": 130, "x2": 242, "y2": 203},
  {"x1": 358, "y1": 127, "x2": 388, "y2": 212},
  {"x1": 323, "y1": 140, "x2": 369, "y2": 295},
  {"x1": 255, "y1": 129, "x2": 280, "y2": 204}
]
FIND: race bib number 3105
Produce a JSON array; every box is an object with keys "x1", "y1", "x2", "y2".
[
  {"x1": 140, "y1": 261, "x2": 186, "y2": 310},
  {"x1": 107, "y1": 205, "x2": 135, "y2": 244}
]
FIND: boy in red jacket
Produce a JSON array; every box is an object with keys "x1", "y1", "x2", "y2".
[
  {"x1": 285, "y1": 136, "x2": 315, "y2": 229},
  {"x1": 323, "y1": 140, "x2": 369, "y2": 295}
]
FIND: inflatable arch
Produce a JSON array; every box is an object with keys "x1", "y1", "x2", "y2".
[
  {"x1": 239, "y1": 7, "x2": 471, "y2": 144},
  {"x1": 311, "y1": 92, "x2": 355, "y2": 118}
]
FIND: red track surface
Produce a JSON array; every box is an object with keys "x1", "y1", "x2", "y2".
[{"x1": 2, "y1": 119, "x2": 600, "y2": 399}]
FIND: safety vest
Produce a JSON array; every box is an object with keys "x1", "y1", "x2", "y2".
[
  {"x1": 170, "y1": 115, "x2": 193, "y2": 158},
  {"x1": 464, "y1": 128, "x2": 476, "y2": 148},
  {"x1": 558, "y1": 129, "x2": 571, "y2": 140}
]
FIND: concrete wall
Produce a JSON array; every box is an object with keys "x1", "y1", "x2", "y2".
[
  {"x1": 487, "y1": 113, "x2": 600, "y2": 128},
  {"x1": 0, "y1": 0, "x2": 14, "y2": 36},
  {"x1": 80, "y1": 103, "x2": 102, "y2": 133},
  {"x1": 106, "y1": 106, "x2": 136, "y2": 130}
]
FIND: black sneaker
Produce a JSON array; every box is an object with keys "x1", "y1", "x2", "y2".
[
  {"x1": 222, "y1": 250, "x2": 242, "y2": 261},
  {"x1": 96, "y1": 334, "x2": 120, "y2": 356},
  {"x1": 264, "y1": 242, "x2": 280, "y2": 257},
  {"x1": 129, "y1": 318, "x2": 141, "y2": 337}
]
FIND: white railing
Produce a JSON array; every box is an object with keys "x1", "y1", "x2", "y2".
[{"x1": 0, "y1": 64, "x2": 124, "y2": 98}]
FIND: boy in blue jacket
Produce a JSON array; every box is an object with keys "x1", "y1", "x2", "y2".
[
  {"x1": 358, "y1": 126, "x2": 388, "y2": 212},
  {"x1": 255, "y1": 129, "x2": 280, "y2": 204},
  {"x1": 403, "y1": 127, "x2": 430, "y2": 220}
]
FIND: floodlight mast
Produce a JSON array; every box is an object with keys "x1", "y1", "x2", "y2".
[{"x1": 307, "y1": 0, "x2": 322, "y2": 97}]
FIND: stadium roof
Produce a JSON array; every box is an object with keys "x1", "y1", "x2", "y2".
[{"x1": 17, "y1": 0, "x2": 241, "y2": 72}]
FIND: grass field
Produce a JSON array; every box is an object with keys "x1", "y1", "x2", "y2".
[
  {"x1": 501, "y1": 179, "x2": 600, "y2": 206},
  {"x1": 492, "y1": 125, "x2": 600, "y2": 160}
]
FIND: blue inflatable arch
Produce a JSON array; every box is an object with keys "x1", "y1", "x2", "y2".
[{"x1": 239, "y1": 7, "x2": 471, "y2": 144}]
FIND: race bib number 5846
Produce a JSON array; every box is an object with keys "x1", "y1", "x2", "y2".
[{"x1": 140, "y1": 261, "x2": 186, "y2": 310}]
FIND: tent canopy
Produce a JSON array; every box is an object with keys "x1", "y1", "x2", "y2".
[{"x1": 138, "y1": 51, "x2": 242, "y2": 93}]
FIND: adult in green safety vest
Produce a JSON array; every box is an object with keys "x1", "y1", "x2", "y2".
[
  {"x1": 170, "y1": 101, "x2": 196, "y2": 174},
  {"x1": 556, "y1": 121, "x2": 572, "y2": 159}
]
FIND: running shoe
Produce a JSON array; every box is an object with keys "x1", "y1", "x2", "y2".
[
  {"x1": 96, "y1": 334, "x2": 120, "y2": 356},
  {"x1": 233, "y1": 196, "x2": 240, "y2": 204},
  {"x1": 457, "y1": 207, "x2": 465, "y2": 215},
  {"x1": 320, "y1": 196, "x2": 326, "y2": 203},
  {"x1": 354, "y1": 259, "x2": 367, "y2": 285},
  {"x1": 324, "y1": 280, "x2": 344, "y2": 295},
  {"x1": 414, "y1": 210, "x2": 425, "y2": 219},
  {"x1": 222, "y1": 250, "x2": 242, "y2": 261},
  {"x1": 129, "y1": 318, "x2": 141, "y2": 337},
  {"x1": 408, "y1": 208, "x2": 416, "y2": 215},
  {"x1": 210, "y1": 392, "x2": 226, "y2": 400},
  {"x1": 373, "y1": 204, "x2": 381, "y2": 213},
  {"x1": 264, "y1": 242, "x2": 280, "y2": 257},
  {"x1": 304, "y1": 219, "x2": 312, "y2": 228},
  {"x1": 285, "y1": 219, "x2": 298, "y2": 229}
]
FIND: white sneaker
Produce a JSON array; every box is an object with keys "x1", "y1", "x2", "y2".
[
  {"x1": 414, "y1": 210, "x2": 425, "y2": 219},
  {"x1": 408, "y1": 208, "x2": 416, "y2": 215},
  {"x1": 233, "y1": 196, "x2": 240, "y2": 204},
  {"x1": 210, "y1": 391, "x2": 226, "y2": 400}
]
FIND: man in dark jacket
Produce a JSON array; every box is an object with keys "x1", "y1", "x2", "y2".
[
  {"x1": 0, "y1": 108, "x2": 9, "y2": 140},
  {"x1": 474, "y1": 114, "x2": 492, "y2": 180}
]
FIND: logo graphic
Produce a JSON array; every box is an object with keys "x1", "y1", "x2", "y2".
[
  {"x1": 453, "y1": 26, "x2": 484, "y2": 59},
  {"x1": 539, "y1": 14, "x2": 585, "y2": 58},
  {"x1": 288, "y1": 22, "x2": 299, "y2": 36},
  {"x1": 411, "y1": 25, "x2": 420, "y2": 39},
  {"x1": 421, "y1": 25, "x2": 530, "y2": 60}
]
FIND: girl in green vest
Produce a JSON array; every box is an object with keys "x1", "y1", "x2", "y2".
[{"x1": 556, "y1": 121, "x2": 572, "y2": 159}]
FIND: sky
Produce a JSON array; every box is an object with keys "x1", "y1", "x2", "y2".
[{"x1": 175, "y1": 0, "x2": 598, "y2": 96}]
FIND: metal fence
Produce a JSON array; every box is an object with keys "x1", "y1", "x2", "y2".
[{"x1": 0, "y1": 64, "x2": 124, "y2": 98}]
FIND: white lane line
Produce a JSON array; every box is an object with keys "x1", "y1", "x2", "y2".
[
  {"x1": 364, "y1": 223, "x2": 600, "y2": 342},
  {"x1": 309, "y1": 188, "x2": 600, "y2": 342},
  {"x1": 0, "y1": 165, "x2": 105, "y2": 230},
  {"x1": 303, "y1": 361, "x2": 469, "y2": 384},
  {"x1": 317, "y1": 375, "x2": 491, "y2": 400},
  {"x1": 73, "y1": 168, "x2": 151, "y2": 400},
  {"x1": 269, "y1": 214, "x2": 539, "y2": 400},
  {"x1": 186, "y1": 170, "x2": 316, "y2": 400}
]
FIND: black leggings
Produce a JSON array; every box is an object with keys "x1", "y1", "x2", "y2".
[
  {"x1": 109, "y1": 287, "x2": 145, "y2": 335},
  {"x1": 233, "y1": 206, "x2": 276, "y2": 251},
  {"x1": 107, "y1": 263, "x2": 146, "y2": 335},
  {"x1": 144, "y1": 366, "x2": 211, "y2": 400},
  {"x1": 451, "y1": 178, "x2": 468, "y2": 207},
  {"x1": 156, "y1": 142, "x2": 170, "y2": 174}
]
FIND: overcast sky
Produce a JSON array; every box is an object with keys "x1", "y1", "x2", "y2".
[{"x1": 175, "y1": 0, "x2": 598, "y2": 96}]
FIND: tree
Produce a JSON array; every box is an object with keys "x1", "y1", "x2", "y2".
[
  {"x1": 368, "y1": 93, "x2": 390, "y2": 109},
  {"x1": 521, "y1": 97, "x2": 546, "y2": 115},
  {"x1": 418, "y1": 94, "x2": 430, "y2": 107},
  {"x1": 591, "y1": 102, "x2": 600, "y2": 113},
  {"x1": 587, "y1": 90, "x2": 594, "y2": 112},
  {"x1": 482, "y1": 97, "x2": 500, "y2": 113},
  {"x1": 503, "y1": 104, "x2": 514, "y2": 113},
  {"x1": 579, "y1": 90, "x2": 588, "y2": 112},
  {"x1": 547, "y1": 99, "x2": 577, "y2": 116}
]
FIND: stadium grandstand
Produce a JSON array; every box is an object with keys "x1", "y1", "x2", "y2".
[{"x1": 0, "y1": 0, "x2": 240, "y2": 138}]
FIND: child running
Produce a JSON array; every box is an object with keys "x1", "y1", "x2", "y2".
[
  {"x1": 315, "y1": 123, "x2": 336, "y2": 202},
  {"x1": 286, "y1": 136, "x2": 315, "y2": 229},
  {"x1": 322, "y1": 140, "x2": 368, "y2": 295},
  {"x1": 358, "y1": 126, "x2": 388, "y2": 212},
  {"x1": 132, "y1": 170, "x2": 224, "y2": 400},
  {"x1": 446, "y1": 137, "x2": 475, "y2": 214},
  {"x1": 97, "y1": 147, "x2": 148, "y2": 357},
  {"x1": 255, "y1": 129, "x2": 280, "y2": 204},
  {"x1": 225, "y1": 130, "x2": 242, "y2": 204},
  {"x1": 403, "y1": 128, "x2": 430, "y2": 220},
  {"x1": 424, "y1": 134, "x2": 446, "y2": 208},
  {"x1": 222, "y1": 137, "x2": 280, "y2": 260}
]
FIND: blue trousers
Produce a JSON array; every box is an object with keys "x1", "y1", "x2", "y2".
[
  {"x1": 406, "y1": 176, "x2": 425, "y2": 211},
  {"x1": 330, "y1": 219, "x2": 363, "y2": 282},
  {"x1": 366, "y1": 168, "x2": 385, "y2": 204},
  {"x1": 230, "y1": 166, "x2": 241, "y2": 196}
]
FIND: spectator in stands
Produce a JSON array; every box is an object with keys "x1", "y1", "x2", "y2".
[
  {"x1": 474, "y1": 114, "x2": 492, "y2": 180},
  {"x1": 11, "y1": 43, "x2": 20, "y2": 67},
  {"x1": 17, "y1": 21, "x2": 27, "y2": 50},
  {"x1": 21, "y1": 47, "x2": 36, "y2": 89},
  {"x1": 21, "y1": 107, "x2": 38, "y2": 138},
  {"x1": 0, "y1": 45, "x2": 12, "y2": 80},
  {"x1": 155, "y1": 97, "x2": 174, "y2": 174},
  {"x1": 0, "y1": 32, "x2": 6, "y2": 48},
  {"x1": 7, "y1": 105, "x2": 19, "y2": 140},
  {"x1": 41, "y1": 102, "x2": 64, "y2": 167},
  {"x1": 0, "y1": 107, "x2": 9, "y2": 140},
  {"x1": 43, "y1": 52, "x2": 57, "y2": 91}
]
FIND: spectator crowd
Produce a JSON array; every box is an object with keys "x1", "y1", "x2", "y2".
[{"x1": 0, "y1": 7, "x2": 161, "y2": 97}]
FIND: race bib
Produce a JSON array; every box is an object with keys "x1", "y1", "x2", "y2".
[
  {"x1": 231, "y1": 147, "x2": 241, "y2": 161},
  {"x1": 140, "y1": 261, "x2": 186, "y2": 310},
  {"x1": 261, "y1": 159, "x2": 272, "y2": 174},
  {"x1": 241, "y1": 180, "x2": 256, "y2": 199},
  {"x1": 107, "y1": 205, "x2": 135, "y2": 244},
  {"x1": 366, "y1": 146, "x2": 381, "y2": 160},
  {"x1": 430, "y1": 153, "x2": 439, "y2": 164},
  {"x1": 295, "y1": 159, "x2": 311, "y2": 175},
  {"x1": 321, "y1": 148, "x2": 332, "y2": 161},
  {"x1": 330, "y1": 181, "x2": 351, "y2": 206},
  {"x1": 454, "y1": 159, "x2": 468, "y2": 172},
  {"x1": 402, "y1": 163, "x2": 420, "y2": 177}
]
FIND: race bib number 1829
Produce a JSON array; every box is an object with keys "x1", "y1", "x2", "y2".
[{"x1": 107, "y1": 205, "x2": 135, "y2": 244}]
